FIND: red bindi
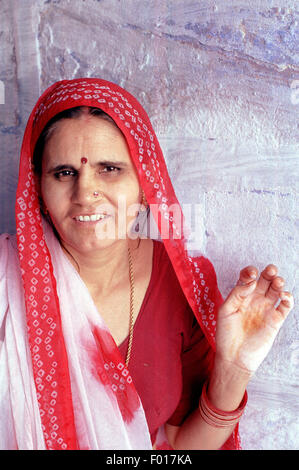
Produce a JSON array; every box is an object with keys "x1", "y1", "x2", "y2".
[{"x1": 81, "y1": 157, "x2": 88, "y2": 164}]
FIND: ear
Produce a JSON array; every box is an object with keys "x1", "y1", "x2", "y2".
[{"x1": 139, "y1": 189, "x2": 148, "y2": 212}]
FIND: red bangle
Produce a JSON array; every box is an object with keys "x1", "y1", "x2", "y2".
[{"x1": 199, "y1": 380, "x2": 248, "y2": 428}]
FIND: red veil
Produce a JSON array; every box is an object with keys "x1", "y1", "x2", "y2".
[{"x1": 16, "y1": 78, "x2": 241, "y2": 450}]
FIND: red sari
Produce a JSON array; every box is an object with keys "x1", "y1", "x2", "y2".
[{"x1": 15, "y1": 78, "x2": 241, "y2": 449}]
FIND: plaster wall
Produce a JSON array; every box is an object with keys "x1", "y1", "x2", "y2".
[{"x1": 0, "y1": 0, "x2": 298, "y2": 449}]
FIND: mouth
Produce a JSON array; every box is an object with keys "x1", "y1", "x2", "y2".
[{"x1": 73, "y1": 214, "x2": 110, "y2": 223}]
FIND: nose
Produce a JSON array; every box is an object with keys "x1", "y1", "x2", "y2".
[{"x1": 71, "y1": 168, "x2": 101, "y2": 206}]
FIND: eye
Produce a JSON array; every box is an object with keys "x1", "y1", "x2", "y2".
[
  {"x1": 54, "y1": 169, "x2": 77, "y2": 180},
  {"x1": 101, "y1": 165, "x2": 121, "y2": 174}
]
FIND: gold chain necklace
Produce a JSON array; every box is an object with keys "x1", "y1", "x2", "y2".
[{"x1": 126, "y1": 246, "x2": 135, "y2": 367}]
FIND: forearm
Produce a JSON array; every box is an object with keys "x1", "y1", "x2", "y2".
[
  {"x1": 168, "y1": 261, "x2": 294, "y2": 450},
  {"x1": 169, "y1": 358, "x2": 251, "y2": 450}
]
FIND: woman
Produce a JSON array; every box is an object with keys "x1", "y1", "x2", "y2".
[{"x1": 0, "y1": 78, "x2": 294, "y2": 450}]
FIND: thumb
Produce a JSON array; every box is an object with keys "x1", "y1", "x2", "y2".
[{"x1": 220, "y1": 279, "x2": 257, "y2": 314}]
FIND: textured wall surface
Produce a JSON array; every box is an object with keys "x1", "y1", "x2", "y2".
[{"x1": 0, "y1": 0, "x2": 298, "y2": 449}]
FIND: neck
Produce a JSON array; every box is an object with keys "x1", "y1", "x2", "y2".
[{"x1": 61, "y1": 238, "x2": 139, "y2": 295}]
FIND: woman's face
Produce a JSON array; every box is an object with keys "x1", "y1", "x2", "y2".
[{"x1": 39, "y1": 114, "x2": 142, "y2": 254}]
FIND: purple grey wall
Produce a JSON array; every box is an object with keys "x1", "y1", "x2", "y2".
[{"x1": 0, "y1": 0, "x2": 298, "y2": 449}]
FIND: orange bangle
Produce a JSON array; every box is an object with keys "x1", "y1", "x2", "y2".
[{"x1": 199, "y1": 381, "x2": 248, "y2": 428}]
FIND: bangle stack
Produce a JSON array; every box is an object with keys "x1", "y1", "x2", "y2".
[{"x1": 199, "y1": 381, "x2": 248, "y2": 428}]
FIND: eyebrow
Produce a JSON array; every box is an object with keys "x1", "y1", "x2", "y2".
[{"x1": 47, "y1": 160, "x2": 129, "y2": 173}]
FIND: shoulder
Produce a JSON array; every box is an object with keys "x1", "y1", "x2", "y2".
[
  {"x1": 152, "y1": 239, "x2": 174, "y2": 270},
  {"x1": 150, "y1": 239, "x2": 194, "y2": 322},
  {"x1": 0, "y1": 233, "x2": 17, "y2": 279},
  {"x1": 0, "y1": 233, "x2": 12, "y2": 255},
  {"x1": 0, "y1": 233, "x2": 17, "y2": 251}
]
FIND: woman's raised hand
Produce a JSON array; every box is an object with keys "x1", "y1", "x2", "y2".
[{"x1": 215, "y1": 264, "x2": 294, "y2": 375}]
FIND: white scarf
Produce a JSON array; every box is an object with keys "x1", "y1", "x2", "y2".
[{"x1": 0, "y1": 223, "x2": 152, "y2": 450}]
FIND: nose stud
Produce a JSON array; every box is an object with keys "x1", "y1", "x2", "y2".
[
  {"x1": 94, "y1": 191, "x2": 99, "y2": 197},
  {"x1": 81, "y1": 157, "x2": 88, "y2": 164}
]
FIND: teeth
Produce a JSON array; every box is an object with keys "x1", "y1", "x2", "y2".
[{"x1": 76, "y1": 214, "x2": 106, "y2": 222}]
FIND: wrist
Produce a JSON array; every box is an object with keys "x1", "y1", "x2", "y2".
[
  {"x1": 207, "y1": 356, "x2": 251, "y2": 412},
  {"x1": 213, "y1": 354, "x2": 254, "y2": 382},
  {"x1": 199, "y1": 380, "x2": 248, "y2": 428}
]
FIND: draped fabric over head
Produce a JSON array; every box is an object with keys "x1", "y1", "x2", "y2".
[{"x1": 15, "y1": 78, "x2": 241, "y2": 450}]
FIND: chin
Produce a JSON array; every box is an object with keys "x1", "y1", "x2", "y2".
[
  {"x1": 70, "y1": 235, "x2": 122, "y2": 254},
  {"x1": 52, "y1": 218, "x2": 130, "y2": 253}
]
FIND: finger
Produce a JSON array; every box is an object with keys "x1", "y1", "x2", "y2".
[
  {"x1": 265, "y1": 276, "x2": 285, "y2": 304},
  {"x1": 221, "y1": 278, "x2": 257, "y2": 314},
  {"x1": 255, "y1": 264, "x2": 278, "y2": 295},
  {"x1": 276, "y1": 291, "x2": 294, "y2": 320},
  {"x1": 236, "y1": 265, "x2": 258, "y2": 286}
]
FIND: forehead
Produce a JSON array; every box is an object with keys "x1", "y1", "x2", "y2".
[
  {"x1": 42, "y1": 116, "x2": 132, "y2": 163},
  {"x1": 47, "y1": 115, "x2": 126, "y2": 145}
]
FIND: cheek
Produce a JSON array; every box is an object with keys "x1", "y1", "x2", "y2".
[
  {"x1": 40, "y1": 178, "x2": 67, "y2": 216},
  {"x1": 111, "y1": 181, "x2": 141, "y2": 225},
  {"x1": 127, "y1": 186, "x2": 141, "y2": 206},
  {"x1": 113, "y1": 175, "x2": 141, "y2": 204},
  {"x1": 124, "y1": 184, "x2": 141, "y2": 215}
]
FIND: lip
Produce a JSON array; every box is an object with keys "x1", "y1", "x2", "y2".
[{"x1": 72, "y1": 213, "x2": 111, "y2": 224}]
